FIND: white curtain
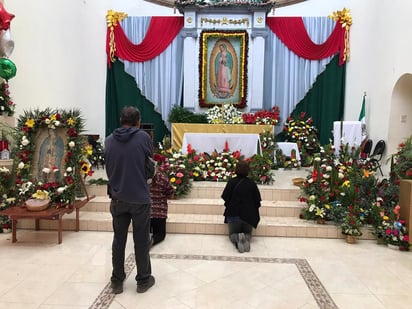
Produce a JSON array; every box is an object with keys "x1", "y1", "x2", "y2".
[
  {"x1": 120, "y1": 17, "x2": 184, "y2": 129},
  {"x1": 263, "y1": 16, "x2": 336, "y2": 132}
]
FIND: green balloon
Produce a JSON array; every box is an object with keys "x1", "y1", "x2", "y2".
[{"x1": 0, "y1": 57, "x2": 16, "y2": 80}]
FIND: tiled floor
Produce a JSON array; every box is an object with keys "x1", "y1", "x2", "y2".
[{"x1": 1, "y1": 230, "x2": 412, "y2": 309}]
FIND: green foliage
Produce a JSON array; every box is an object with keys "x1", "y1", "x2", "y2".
[{"x1": 168, "y1": 106, "x2": 208, "y2": 124}]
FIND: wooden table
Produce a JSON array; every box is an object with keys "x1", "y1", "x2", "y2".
[{"x1": 0, "y1": 196, "x2": 95, "y2": 244}]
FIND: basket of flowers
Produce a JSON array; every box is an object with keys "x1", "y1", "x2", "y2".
[{"x1": 26, "y1": 190, "x2": 51, "y2": 211}]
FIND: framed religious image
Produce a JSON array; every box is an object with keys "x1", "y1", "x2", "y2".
[
  {"x1": 199, "y1": 30, "x2": 248, "y2": 108},
  {"x1": 32, "y1": 127, "x2": 68, "y2": 183}
]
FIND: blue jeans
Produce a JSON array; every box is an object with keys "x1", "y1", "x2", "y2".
[{"x1": 110, "y1": 199, "x2": 152, "y2": 284}]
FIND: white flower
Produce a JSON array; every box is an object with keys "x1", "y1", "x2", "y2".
[
  {"x1": 314, "y1": 157, "x2": 321, "y2": 162},
  {"x1": 18, "y1": 162, "x2": 25, "y2": 169},
  {"x1": 68, "y1": 141, "x2": 75, "y2": 148},
  {"x1": 308, "y1": 178, "x2": 313, "y2": 183},
  {"x1": 21, "y1": 136, "x2": 30, "y2": 146},
  {"x1": 326, "y1": 166, "x2": 332, "y2": 171},
  {"x1": 42, "y1": 167, "x2": 51, "y2": 174},
  {"x1": 54, "y1": 120, "x2": 61, "y2": 127},
  {"x1": 45, "y1": 118, "x2": 51, "y2": 124},
  {"x1": 66, "y1": 167, "x2": 73, "y2": 173},
  {"x1": 57, "y1": 186, "x2": 67, "y2": 193},
  {"x1": 338, "y1": 173, "x2": 344, "y2": 179}
]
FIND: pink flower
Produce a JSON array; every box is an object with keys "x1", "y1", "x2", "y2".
[
  {"x1": 176, "y1": 172, "x2": 184, "y2": 178},
  {"x1": 404, "y1": 235, "x2": 410, "y2": 242}
]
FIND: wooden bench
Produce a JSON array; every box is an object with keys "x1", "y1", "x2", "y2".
[{"x1": 0, "y1": 195, "x2": 95, "y2": 244}]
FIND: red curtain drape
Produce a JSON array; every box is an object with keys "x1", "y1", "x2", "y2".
[
  {"x1": 266, "y1": 17, "x2": 346, "y2": 65},
  {"x1": 106, "y1": 16, "x2": 184, "y2": 63}
]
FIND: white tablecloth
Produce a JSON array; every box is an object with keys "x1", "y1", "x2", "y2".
[
  {"x1": 181, "y1": 133, "x2": 261, "y2": 158},
  {"x1": 333, "y1": 121, "x2": 362, "y2": 154},
  {"x1": 275, "y1": 142, "x2": 301, "y2": 161}
]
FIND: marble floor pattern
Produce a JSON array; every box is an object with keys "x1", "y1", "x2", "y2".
[{"x1": 0, "y1": 231, "x2": 412, "y2": 309}]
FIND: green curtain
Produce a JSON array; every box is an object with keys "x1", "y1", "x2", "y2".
[
  {"x1": 288, "y1": 55, "x2": 346, "y2": 145},
  {"x1": 105, "y1": 60, "x2": 170, "y2": 144}
]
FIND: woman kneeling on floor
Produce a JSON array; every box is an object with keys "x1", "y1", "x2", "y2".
[{"x1": 221, "y1": 160, "x2": 262, "y2": 253}]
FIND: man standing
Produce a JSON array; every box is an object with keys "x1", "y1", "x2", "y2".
[{"x1": 104, "y1": 106, "x2": 155, "y2": 294}]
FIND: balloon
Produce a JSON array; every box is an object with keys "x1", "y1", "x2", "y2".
[
  {"x1": 394, "y1": 221, "x2": 403, "y2": 230},
  {"x1": 0, "y1": 57, "x2": 16, "y2": 80},
  {"x1": 0, "y1": 29, "x2": 14, "y2": 57},
  {"x1": 0, "y1": 3, "x2": 14, "y2": 31}
]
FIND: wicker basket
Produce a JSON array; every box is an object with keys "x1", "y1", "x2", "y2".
[
  {"x1": 292, "y1": 177, "x2": 305, "y2": 187},
  {"x1": 25, "y1": 198, "x2": 50, "y2": 211}
]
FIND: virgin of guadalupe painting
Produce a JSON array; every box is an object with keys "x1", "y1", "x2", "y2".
[
  {"x1": 199, "y1": 30, "x2": 248, "y2": 108},
  {"x1": 32, "y1": 128, "x2": 67, "y2": 183},
  {"x1": 212, "y1": 40, "x2": 237, "y2": 99}
]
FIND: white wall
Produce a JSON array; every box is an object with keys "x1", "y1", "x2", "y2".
[
  {"x1": 4, "y1": 0, "x2": 412, "y2": 169},
  {"x1": 4, "y1": 0, "x2": 177, "y2": 137}
]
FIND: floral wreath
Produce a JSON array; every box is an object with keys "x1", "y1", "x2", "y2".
[{"x1": 14, "y1": 108, "x2": 87, "y2": 208}]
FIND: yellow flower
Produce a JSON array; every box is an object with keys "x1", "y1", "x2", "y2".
[
  {"x1": 325, "y1": 204, "x2": 330, "y2": 209},
  {"x1": 67, "y1": 117, "x2": 75, "y2": 126},
  {"x1": 170, "y1": 177, "x2": 176, "y2": 183},
  {"x1": 25, "y1": 118, "x2": 35, "y2": 128},
  {"x1": 85, "y1": 145, "x2": 93, "y2": 156},
  {"x1": 80, "y1": 162, "x2": 90, "y2": 175},
  {"x1": 383, "y1": 215, "x2": 389, "y2": 221},
  {"x1": 32, "y1": 190, "x2": 49, "y2": 200},
  {"x1": 342, "y1": 180, "x2": 350, "y2": 187},
  {"x1": 50, "y1": 114, "x2": 57, "y2": 121}
]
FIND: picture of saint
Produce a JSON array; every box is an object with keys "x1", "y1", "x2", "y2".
[
  {"x1": 33, "y1": 128, "x2": 66, "y2": 183},
  {"x1": 215, "y1": 43, "x2": 233, "y2": 97},
  {"x1": 209, "y1": 38, "x2": 238, "y2": 100}
]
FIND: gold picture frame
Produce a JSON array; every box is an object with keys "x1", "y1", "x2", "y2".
[{"x1": 199, "y1": 30, "x2": 248, "y2": 108}]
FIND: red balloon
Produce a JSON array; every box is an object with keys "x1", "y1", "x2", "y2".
[{"x1": 0, "y1": 3, "x2": 14, "y2": 31}]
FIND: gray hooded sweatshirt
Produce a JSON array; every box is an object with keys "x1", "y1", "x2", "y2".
[{"x1": 104, "y1": 127, "x2": 153, "y2": 204}]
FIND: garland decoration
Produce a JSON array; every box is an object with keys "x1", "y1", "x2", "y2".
[
  {"x1": 13, "y1": 108, "x2": 87, "y2": 209},
  {"x1": 329, "y1": 7, "x2": 352, "y2": 62},
  {"x1": 106, "y1": 10, "x2": 128, "y2": 63}
]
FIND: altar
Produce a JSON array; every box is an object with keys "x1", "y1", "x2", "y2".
[
  {"x1": 172, "y1": 123, "x2": 274, "y2": 150},
  {"x1": 182, "y1": 132, "x2": 261, "y2": 157}
]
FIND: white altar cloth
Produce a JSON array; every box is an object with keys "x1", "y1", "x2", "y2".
[
  {"x1": 333, "y1": 121, "x2": 362, "y2": 154},
  {"x1": 276, "y1": 142, "x2": 301, "y2": 161},
  {"x1": 181, "y1": 133, "x2": 261, "y2": 158}
]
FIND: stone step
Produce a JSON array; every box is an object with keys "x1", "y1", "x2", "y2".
[
  {"x1": 15, "y1": 211, "x2": 375, "y2": 240},
  {"x1": 85, "y1": 183, "x2": 301, "y2": 202},
  {"x1": 81, "y1": 196, "x2": 305, "y2": 218}
]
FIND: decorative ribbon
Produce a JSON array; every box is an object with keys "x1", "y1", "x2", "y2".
[
  {"x1": 329, "y1": 7, "x2": 352, "y2": 62},
  {"x1": 106, "y1": 10, "x2": 128, "y2": 63}
]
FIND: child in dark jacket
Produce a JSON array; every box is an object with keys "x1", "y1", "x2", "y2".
[{"x1": 150, "y1": 154, "x2": 174, "y2": 246}]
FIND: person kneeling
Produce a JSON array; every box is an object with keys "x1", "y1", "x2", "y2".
[{"x1": 221, "y1": 160, "x2": 262, "y2": 253}]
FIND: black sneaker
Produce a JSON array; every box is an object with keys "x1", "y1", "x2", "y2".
[
  {"x1": 136, "y1": 275, "x2": 155, "y2": 293},
  {"x1": 110, "y1": 280, "x2": 123, "y2": 294}
]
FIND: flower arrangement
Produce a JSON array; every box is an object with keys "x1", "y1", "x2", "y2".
[
  {"x1": 242, "y1": 106, "x2": 281, "y2": 125},
  {"x1": 0, "y1": 82, "x2": 15, "y2": 116},
  {"x1": 283, "y1": 112, "x2": 320, "y2": 166},
  {"x1": 206, "y1": 104, "x2": 244, "y2": 124},
  {"x1": 203, "y1": 142, "x2": 242, "y2": 181},
  {"x1": 0, "y1": 166, "x2": 13, "y2": 232},
  {"x1": 160, "y1": 149, "x2": 192, "y2": 198},
  {"x1": 248, "y1": 152, "x2": 274, "y2": 184},
  {"x1": 259, "y1": 130, "x2": 276, "y2": 155},
  {"x1": 13, "y1": 108, "x2": 87, "y2": 209},
  {"x1": 390, "y1": 135, "x2": 412, "y2": 180}
]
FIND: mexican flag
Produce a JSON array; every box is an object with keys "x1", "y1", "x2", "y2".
[{"x1": 358, "y1": 94, "x2": 366, "y2": 124}]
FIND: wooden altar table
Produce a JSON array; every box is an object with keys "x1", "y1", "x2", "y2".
[
  {"x1": 172, "y1": 123, "x2": 274, "y2": 150},
  {"x1": 0, "y1": 195, "x2": 95, "y2": 244}
]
